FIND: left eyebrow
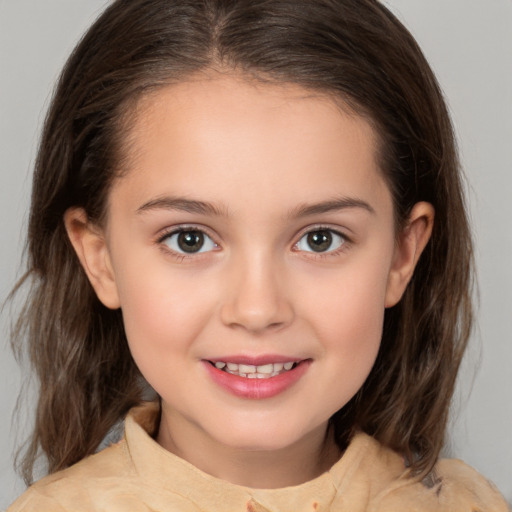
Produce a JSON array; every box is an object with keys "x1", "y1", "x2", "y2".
[{"x1": 289, "y1": 197, "x2": 376, "y2": 218}]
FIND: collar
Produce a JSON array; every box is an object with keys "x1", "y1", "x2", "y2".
[{"x1": 123, "y1": 402, "x2": 396, "y2": 512}]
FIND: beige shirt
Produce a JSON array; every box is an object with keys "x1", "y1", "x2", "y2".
[{"x1": 8, "y1": 402, "x2": 509, "y2": 512}]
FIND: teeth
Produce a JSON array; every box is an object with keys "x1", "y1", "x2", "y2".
[
  {"x1": 212, "y1": 361, "x2": 298, "y2": 379},
  {"x1": 256, "y1": 364, "x2": 274, "y2": 374},
  {"x1": 239, "y1": 364, "x2": 256, "y2": 374}
]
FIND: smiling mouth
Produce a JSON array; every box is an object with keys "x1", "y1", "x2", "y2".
[{"x1": 208, "y1": 361, "x2": 300, "y2": 379}]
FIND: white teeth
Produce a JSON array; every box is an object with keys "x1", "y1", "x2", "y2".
[
  {"x1": 239, "y1": 364, "x2": 256, "y2": 374},
  {"x1": 213, "y1": 360, "x2": 298, "y2": 379},
  {"x1": 256, "y1": 364, "x2": 274, "y2": 374}
]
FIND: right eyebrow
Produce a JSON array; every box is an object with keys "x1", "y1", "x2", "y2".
[{"x1": 136, "y1": 196, "x2": 229, "y2": 217}]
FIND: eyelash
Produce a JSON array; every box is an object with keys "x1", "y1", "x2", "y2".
[
  {"x1": 156, "y1": 225, "x2": 351, "y2": 261},
  {"x1": 293, "y1": 226, "x2": 351, "y2": 260},
  {"x1": 156, "y1": 225, "x2": 219, "y2": 261}
]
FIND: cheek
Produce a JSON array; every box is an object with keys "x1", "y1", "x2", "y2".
[
  {"x1": 305, "y1": 255, "x2": 390, "y2": 335},
  {"x1": 113, "y1": 261, "x2": 217, "y2": 371},
  {"x1": 324, "y1": 283, "x2": 384, "y2": 379},
  {"x1": 304, "y1": 270, "x2": 388, "y2": 419},
  {"x1": 299, "y1": 253, "x2": 391, "y2": 386}
]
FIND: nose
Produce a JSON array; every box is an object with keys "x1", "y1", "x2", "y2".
[{"x1": 219, "y1": 252, "x2": 294, "y2": 334}]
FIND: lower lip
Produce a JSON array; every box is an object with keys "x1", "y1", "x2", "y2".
[{"x1": 203, "y1": 360, "x2": 311, "y2": 399}]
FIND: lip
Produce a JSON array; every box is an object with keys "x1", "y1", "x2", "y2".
[{"x1": 202, "y1": 358, "x2": 311, "y2": 399}]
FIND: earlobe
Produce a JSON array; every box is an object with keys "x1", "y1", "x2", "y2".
[
  {"x1": 385, "y1": 202, "x2": 434, "y2": 308},
  {"x1": 63, "y1": 207, "x2": 121, "y2": 309}
]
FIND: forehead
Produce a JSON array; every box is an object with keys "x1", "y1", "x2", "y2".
[{"x1": 109, "y1": 74, "x2": 391, "y2": 218}]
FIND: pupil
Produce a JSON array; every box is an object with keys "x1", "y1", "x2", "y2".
[
  {"x1": 307, "y1": 230, "x2": 332, "y2": 252},
  {"x1": 178, "y1": 231, "x2": 204, "y2": 253}
]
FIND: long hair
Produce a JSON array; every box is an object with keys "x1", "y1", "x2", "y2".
[{"x1": 11, "y1": 0, "x2": 473, "y2": 484}]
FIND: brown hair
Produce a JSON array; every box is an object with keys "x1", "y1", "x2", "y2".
[{"x1": 11, "y1": 0, "x2": 473, "y2": 484}]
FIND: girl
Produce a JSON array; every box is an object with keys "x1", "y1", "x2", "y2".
[{"x1": 7, "y1": 0, "x2": 509, "y2": 510}]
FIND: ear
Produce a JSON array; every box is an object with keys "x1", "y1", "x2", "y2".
[
  {"x1": 385, "y1": 202, "x2": 434, "y2": 308},
  {"x1": 64, "y1": 207, "x2": 121, "y2": 309}
]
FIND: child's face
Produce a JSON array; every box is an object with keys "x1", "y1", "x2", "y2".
[{"x1": 69, "y1": 75, "x2": 431, "y2": 461}]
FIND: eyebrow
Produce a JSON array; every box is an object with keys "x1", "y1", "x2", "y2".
[
  {"x1": 136, "y1": 196, "x2": 228, "y2": 217},
  {"x1": 290, "y1": 197, "x2": 376, "y2": 218},
  {"x1": 136, "y1": 195, "x2": 375, "y2": 218}
]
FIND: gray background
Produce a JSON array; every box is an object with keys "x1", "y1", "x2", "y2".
[{"x1": 1, "y1": 0, "x2": 511, "y2": 507}]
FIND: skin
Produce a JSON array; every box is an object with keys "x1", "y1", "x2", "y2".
[{"x1": 65, "y1": 74, "x2": 433, "y2": 488}]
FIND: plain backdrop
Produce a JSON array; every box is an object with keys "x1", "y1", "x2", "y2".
[{"x1": 1, "y1": 0, "x2": 511, "y2": 507}]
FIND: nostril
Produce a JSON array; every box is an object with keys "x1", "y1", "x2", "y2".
[{"x1": 218, "y1": 271, "x2": 295, "y2": 333}]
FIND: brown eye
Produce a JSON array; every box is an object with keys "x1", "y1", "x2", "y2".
[
  {"x1": 296, "y1": 229, "x2": 345, "y2": 253},
  {"x1": 307, "y1": 230, "x2": 332, "y2": 252},
  {"x1": 162, "y1": 229, "x2": 216, "y2": 254},
  {"x1": 177, "y1": 231, "x2": 204, "y2": 253}
]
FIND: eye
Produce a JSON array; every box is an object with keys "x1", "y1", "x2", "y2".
[
  {"x1": 295, "y1": 229, "x2": 346, "y2": 253},
  {"x1": 161, "y1": 229, "x2": 217, "y2": 254}
]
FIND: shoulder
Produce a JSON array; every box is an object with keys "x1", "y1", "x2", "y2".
[
  {"x1": 7, "y1": 437, "x2": 202, "y2": 512},
  {"x1": 7, "y1": 440, "x2": 134, "y2": 511},
  {"x1": 330, "y1": 433, "x2": 509, "y2": 511},
  {"x1": 371, "y1": 454, "x2": 510, "y2": 512}
]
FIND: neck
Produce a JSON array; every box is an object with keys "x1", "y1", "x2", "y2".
[{"x1": 156, "y1": 407, "x2": 341, "y2": 489}]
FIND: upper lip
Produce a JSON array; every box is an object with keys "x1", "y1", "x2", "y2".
[{"x1": 205, "y1": 354, "x2": 308, "y2": 366}]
